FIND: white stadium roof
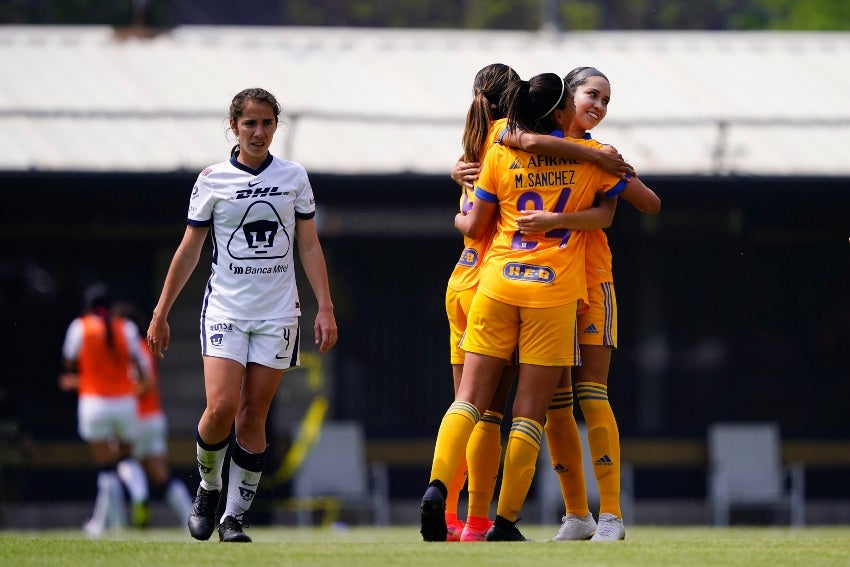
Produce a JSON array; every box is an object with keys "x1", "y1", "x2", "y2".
[{"x1": 2, "y1": 25, "x2": 849, "y2": 176}]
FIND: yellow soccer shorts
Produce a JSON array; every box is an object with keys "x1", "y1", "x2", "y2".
[
  {"x1": 445, "y1": 286, "x2": 477, "y2": 365},
  {"x1": 577, "y1": 281, "x2": 617, "y2": 348},
  {"x1": 461, "y1": 292, "x2": 579, "y2": 366}
]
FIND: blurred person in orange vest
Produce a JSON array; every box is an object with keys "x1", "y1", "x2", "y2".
[{"x1": 59, "y1": 283, "x2": 152, "y2": 536}]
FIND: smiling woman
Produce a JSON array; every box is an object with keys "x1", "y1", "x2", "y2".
[{"x1": 146, "y1": 87, "x2": 339, "y2": 544}]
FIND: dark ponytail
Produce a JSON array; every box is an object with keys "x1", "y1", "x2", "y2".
[
  {"x1": 504, "y1": 73, "x2": 569, "y2": 135},
  {"x1": 84, "y1": 283, "x2": 116, "y2": 356},
  {"x1": 461, "y1": 63, "x2": 520, "y2": 162}
]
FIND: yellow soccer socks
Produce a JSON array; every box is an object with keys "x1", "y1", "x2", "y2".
[
  {"x1": 430, "y1": 401, "x2": 480, "y2": 487},
  {"x1": 466, "y1": 410, "x2": 503, "y2": 522},
  {"x1": 545, "y1": 387, "x2": 590, "y2": 517},
  {"x1": 496, "y1": 417, "x2": 542, "y2": 522},
  {"x1": 576, "y1": 382, "x2": 622, "y2": 519}
]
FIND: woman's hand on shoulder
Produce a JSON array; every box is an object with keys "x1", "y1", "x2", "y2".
[
  {"x1": 451, "y1": 160, "x2": 481, "y2": 189},
  {"x1": 595, "y1": 145, "x2": 635, "y2": 179}
]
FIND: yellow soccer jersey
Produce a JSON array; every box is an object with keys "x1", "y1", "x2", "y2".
[
  {"x1": 474, "y1": 134, "x2": 627, "y2": 308},
  {"x1": 585, "y1": 228, "x2": 613, "y2": 288},
  {"x1": 583, "y1": 133, "x2": 617, "y2": 288},
  {"x1": 447, "y1": 118, "x2": 508, "y2": 292}
]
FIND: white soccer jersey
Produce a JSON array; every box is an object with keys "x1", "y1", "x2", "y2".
[{"x1": 187, "y1": 153, "x2": 316, "y2": 321}]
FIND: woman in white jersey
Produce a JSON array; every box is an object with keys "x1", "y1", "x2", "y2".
[{"x1": 146, "y1": 88, "x2": 338, "y2": 543}]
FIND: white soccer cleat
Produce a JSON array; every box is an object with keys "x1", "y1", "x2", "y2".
[
  {"x1": 550, "y1": 512, "x2": 597, "y2": 541},
  {"x1": 590, "y1": 513, "x2": 625, "y2": 541},
  {"x1": 83, "y1": 518, "x2": 106, "y2": 538}
]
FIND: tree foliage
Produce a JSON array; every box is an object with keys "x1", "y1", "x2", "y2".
[{"x1": 1, "y1": 0, "x2": 849, "y2": 30}]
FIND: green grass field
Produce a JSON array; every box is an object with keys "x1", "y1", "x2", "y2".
[{"x1": 2, "y1": 525, "x2": 849, "y2": 566}]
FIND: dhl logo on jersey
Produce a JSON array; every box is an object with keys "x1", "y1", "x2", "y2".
[{"x1": 235, "y1": 186, "x2": 284, "y2": 199}]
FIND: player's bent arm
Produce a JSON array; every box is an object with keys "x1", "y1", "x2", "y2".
[
  {"x1": 501, "y1": 130, "x2": 634, "y2": 178},
  {"x1": 454, "y1": 197, "x2": 498, "y2": 239},
  {"x1": 516, "y1": 195, "x2": 617, "y2": 235},
  {"x1": 620, "y1": 176, "x2": 661, "y2": 214},
  {"x1": 123, "y1": 322, "x2": 152, "y2": 392},
  {"x1": 58, "y1": 368, "x2": 80, "y2": 391}
]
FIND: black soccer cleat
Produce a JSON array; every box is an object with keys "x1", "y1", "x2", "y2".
[
  {"x1": 218, "y1": 515, "x2": 252, "y2": 543},
  {"x1": 188, "y1": 486, "x2": 220, "y2": 540},
  {"x1": 485, "y1": 515, "x2": 530, "y2": 542},
  {"x1": 419, "y1": 484, "x2": 448, "y2": 542}
]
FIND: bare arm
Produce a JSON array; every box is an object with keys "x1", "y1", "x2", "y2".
[
  {"x1": 126, "y1": 322, "x2": 153, "y2": 394},
  {"x1": 502, "y1": 130, "x2": 635, "y2": 179},
  {"x1": 147, "y1": 225, "x2": 208, "y2": 358},
  {"x1": 620, "y1": 176, "x2": 661, "y2": 214},
  {"x1": 295, "y1": 218, "x2": 338, "y2": 353},
  {"x1": 58, "y1": 368, "x2": 80, "y2": 391},
  {"x1": 454, "y1": 195, "x2": 498, "y2": 240},
  {"x1": 516, "y1": 194, "x2": 618, "y2": 235}
]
